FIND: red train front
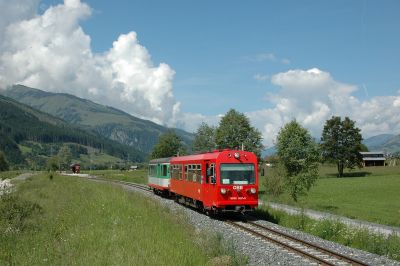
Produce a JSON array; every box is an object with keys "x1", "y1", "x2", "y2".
[{"x1": 170, "y1": 149, "x2": 258, "y2": 215}]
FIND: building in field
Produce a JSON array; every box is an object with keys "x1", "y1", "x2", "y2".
[{"x1": 360, "y1": 152, "x2": 386, "y2": 167}]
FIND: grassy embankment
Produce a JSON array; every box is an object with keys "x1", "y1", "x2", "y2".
[{"x1": 0, "y1": 173, "x2": 246, "y2": 265}]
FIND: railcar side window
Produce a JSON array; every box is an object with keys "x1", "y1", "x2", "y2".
[
  {"x1": 171, "y1": 164, "x2": 182, "y2": 180},
  {"x1": 149, "y1": 165, "x2": 157, "y2": 177},
  {"x1": 182, "y1": 164, "x2": 202, "y2": 183}
]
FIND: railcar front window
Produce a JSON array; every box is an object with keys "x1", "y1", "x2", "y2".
[{"x1": 220, "y1": 164, "x2": 255, "y2": 185}]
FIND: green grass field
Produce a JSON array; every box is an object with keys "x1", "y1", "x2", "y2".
[
  {"x1": 0, "y1": 173, "x2": 246, "y2": 265},
  {"x1": 261, "y1": 165, "x2": 400, "y2": 227},
  {"x1": 83, "y1": 169, "x2": 148, "y2": 184}
]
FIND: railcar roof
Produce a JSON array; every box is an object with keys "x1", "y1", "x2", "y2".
[
  {"x1": 149, "y1": 157, "x2": 172, "y2": 164},
  {"x1": 170, "y1": 149, "x2": 256, "y2": 163}
]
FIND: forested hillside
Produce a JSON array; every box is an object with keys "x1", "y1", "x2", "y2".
[
  {"x1": 2, "y1": 85, "x2": 193, "y2": 154},
  {"x1": 0, "y1": 95, "x2": 145, "y2": 168}
]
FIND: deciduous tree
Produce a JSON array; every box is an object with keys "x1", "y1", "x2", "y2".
[
  {"x1": 192, "y1": 122, "x2": 216, "y2": 152},
  {"x1": 57, "y1": 145, "x2": 72, "y2": 171},
  {"x1": 276, "y1": 120, "x2": 319, "y2": 201},
  {"x1": 151, "y1": 130, "x2": 187, "y2": 159},
  {"x1": 320, "y1": 116, "x2": 363, "y2": 177},
  {"x1": 215, "y1": 109, "x2": 264, "y2": 158},
  {"x1": 47, "y1": 156, "x2": 59, "y2": 172}
]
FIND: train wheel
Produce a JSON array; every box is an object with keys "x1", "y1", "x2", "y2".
[{"x1": 204, "y1": 209, "x2": 215, "y2": 217}]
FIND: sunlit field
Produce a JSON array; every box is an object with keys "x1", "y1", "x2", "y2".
[
  {"x1": 0, "y1": 173, "x2": 246, "y2": 265},
  {"x1": 261, "y1": 164, "x2": 400, "y2": 227}
]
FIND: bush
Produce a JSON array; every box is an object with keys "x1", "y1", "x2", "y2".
[
  {"x1": 0, "y1": 151, "x2": 9, "y2": 172},
  {"x1": 264, "y1": 163, "x2": 286, "y2": 197},
  {"x1": 0, "y1": 194, "x2": 42, "y2": 233}
]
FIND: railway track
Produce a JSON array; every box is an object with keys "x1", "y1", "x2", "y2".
[
  {"x1": 226, "y1": 219, "x2": 369, "y2": 266},
  {"x1": 90, "y1": 177, "x2": 151, "y2": 193}
]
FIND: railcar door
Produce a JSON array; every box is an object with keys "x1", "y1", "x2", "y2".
[{"x1": 203, "y1": 161, "x2": 217, "y2": 209}]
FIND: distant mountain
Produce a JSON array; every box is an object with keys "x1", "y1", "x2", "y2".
[
  {"x1": 0, "y1": 94, "x2": 145, "y2": 166},
  {"x1": 2, "y1": 85, "x2": 193, "y2": 154},
  {"x1": 363, "y1": 134, "x2": 400, "y2": 154},
  {"x1": 262, "y1": 146, "x2": 276, "y2": 157},
  {"x1": 363, "y1": 134, "x2": 394, "y2": 150}
]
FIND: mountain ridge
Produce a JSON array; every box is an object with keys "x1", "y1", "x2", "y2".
[
  {"x1": 0, "y1": 94, "x2": 146, "y2": 166},
  {"x1": 2, "y1": 85, "x2": 193, "y2": 154}
]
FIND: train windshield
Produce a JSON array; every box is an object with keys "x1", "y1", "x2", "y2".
[{"x1": 220, "y1": 164, "x2": 255, "y2": 185}]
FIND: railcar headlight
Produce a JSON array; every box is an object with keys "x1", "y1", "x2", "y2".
[
  {"x1": 234, "y1": 152, "x2": 240, "y2": 159},
  {"x1": 220, "y1": 188, "x2": 227, "y2": 194},
  {"x1": 250, "y1": 188, "x2": 257, "y2": 194}
]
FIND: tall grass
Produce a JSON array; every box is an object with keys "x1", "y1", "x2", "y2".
[
  {"x1": 0, "y1": 170, "x2": 23, "y2": 180},
  {"x1": 0, "y1": 173, "x2": 246, "y2": 265},
  {"x1": 256, "y1": 206, "x2": 400, "y2": 261}
]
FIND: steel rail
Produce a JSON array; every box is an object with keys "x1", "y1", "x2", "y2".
[
  {"x1": 90, "y1": 177, "x2": 151, "y2": 193},
  {"x1": 226, "y1": 220, "x2": 369, "y2": 266},
  {"x1": 246, "y1": 220, "x2": 368, "y2": 266}
]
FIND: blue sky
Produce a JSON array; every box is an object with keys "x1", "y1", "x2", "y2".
[
  {"x1": 77, "y1": 0, "x2": 400, "y2": 113},
  {"x1": 1, "y1": 0, "x2": 400, "y2": 146}
]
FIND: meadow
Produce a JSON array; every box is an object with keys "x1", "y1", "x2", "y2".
[
  {"x1": 261, "y1": 164, "x2": 400, "y2": 227},
  {"x1": 83, "y1": 169, "x2": 148, "y2": 184},
  {"x1": 0, "y1": 173, "x2": 246, "y2": 265}
]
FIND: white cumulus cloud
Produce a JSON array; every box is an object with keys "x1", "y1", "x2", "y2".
[
  {"x1": 178, "y1": 68, "x2": 400, "y2": 148},
  {"x1": 0, "y1": 0, "x2": 179, "y2": 126},
  {"x1": 247, "y1": 68, "x2": 400, "y2": 147}
]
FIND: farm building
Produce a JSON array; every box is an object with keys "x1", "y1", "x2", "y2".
[{"x1": 360, "y1": 152, "x2": 386, "y2": 167}]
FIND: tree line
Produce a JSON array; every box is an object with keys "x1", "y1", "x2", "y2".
[{"x1": 150, "y1": 109, "x2": 364, "y2": 202}]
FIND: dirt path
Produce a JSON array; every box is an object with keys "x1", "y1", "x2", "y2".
[{"x1": 12, "y1": 172, "x2": 36, "y2": 181}]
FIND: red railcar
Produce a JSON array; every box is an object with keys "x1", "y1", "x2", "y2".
[{"x1": 170, "y1": 149, "x2": 258, "y2": 214}]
